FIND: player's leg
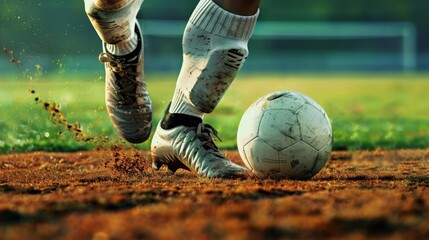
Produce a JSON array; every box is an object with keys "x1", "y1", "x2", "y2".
[
  {"x1": 213, "y1": 0, "x2": 261, "y2": 15},
  {"x1": 151, "y1": 0, "x2": 260, "y2": 178},
  {"x1": 84, "y1": 0, "x2": 152, "y2": 143}
]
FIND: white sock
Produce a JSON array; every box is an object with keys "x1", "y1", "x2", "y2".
[
  {"x1": 169, "y1": 0, "x2": 259, "y2": 119},
  {"x1": 106, "y1": 33, "x2": 138, "y2": 56},
  {"x1": 85, "y1": 0, "x2": 143, "y2": 56}
]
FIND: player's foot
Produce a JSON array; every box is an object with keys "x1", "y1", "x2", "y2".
[
  {"x1": 99, "y1": 22, "x2": 152, "y2": 143},
  {"x1": 151, "y1": 107, "x2": 248, "y2": 178}
]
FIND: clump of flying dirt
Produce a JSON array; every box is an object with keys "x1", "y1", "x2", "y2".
[
  {"x1": 3, "y1": 47, "x2": 147, "y2": 176},
  {"x1": 3, "y1": 47, "x2": 22, "y2": 68},
  {"x1": 29, "y1": 89, "x2": 105, "y2": 144},
  {"x1": 104, "y1": 145, "x2": 147, "y2": 177}
]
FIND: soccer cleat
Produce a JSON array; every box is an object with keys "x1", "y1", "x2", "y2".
[
  {"x1": 151, "y1": 109, "x2": 248, "y2": 178},
  {"x1": 99, "y1": 22, "x2": 152, "y2": 143}
]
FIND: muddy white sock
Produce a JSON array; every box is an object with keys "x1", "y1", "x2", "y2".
[
  {"x1": 169, "y1": 0, "x2": 259, "y2": 118},
  {"x1": 85, "y1": 0, "x2": 143, "y2": 56},
  {"x1": 106, "y1": 34, "x2": 138, "y2": 56}
]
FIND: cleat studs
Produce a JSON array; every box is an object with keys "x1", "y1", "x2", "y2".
[
  {"x1": 167, "y1": 165, "x2": 178, "y2": 174},
  {"x1": 152, "y1": 155, "x2": 164, "y2": 170},
  {"x1": 152, "y1": 160, "x2": 163, "y2": 171}
]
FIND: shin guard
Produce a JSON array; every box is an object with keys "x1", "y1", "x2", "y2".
[{"x1": 170, "y1": 0, "x2": 259, "y2": 116}]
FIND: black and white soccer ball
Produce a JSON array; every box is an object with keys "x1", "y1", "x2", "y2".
[{"x1": 237, "y1": 91, "x2": 333, "y2": 179}]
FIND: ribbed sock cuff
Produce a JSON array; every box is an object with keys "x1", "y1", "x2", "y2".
[
  {"x1": 189, "y1": 0, "x2": 259, "y2": 40},
  {"x1": 106, "y1": 33, "x2": 138, "y2": 56}
]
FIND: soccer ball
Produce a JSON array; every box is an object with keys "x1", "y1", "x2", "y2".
[{"x1": 237, "y1": 91, "x2": 333, "y2": 179}]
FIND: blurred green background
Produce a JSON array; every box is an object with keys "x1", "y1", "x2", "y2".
[
  {"x1": 1, "y1": 0, "x2": 429, "y2": 72},
  {"x1": 1, "y1": 0, "x2": 429, "y2": 153}
]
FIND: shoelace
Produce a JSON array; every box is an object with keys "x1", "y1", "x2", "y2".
[
  {"x1": 187, "y1": 123, "x2": 224, "y2": 157},
  {"x1": 99, "y1": 53, "x2": 141, "y2": 103}
]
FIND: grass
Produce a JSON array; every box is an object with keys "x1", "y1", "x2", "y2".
[{"x1": 1, "y1": 72, "x2": 429, "y2": 153}]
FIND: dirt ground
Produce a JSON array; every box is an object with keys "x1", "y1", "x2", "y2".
[{"x1": 0, "y1": 148, "x2": 428, "y2": 240}]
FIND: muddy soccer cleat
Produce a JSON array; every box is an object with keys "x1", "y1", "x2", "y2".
[
  {"x1": 99, "y1": 22, "x2": 152, "y2": 143},
  {"x1": 151, "y1": 109, "x2": 248, "y2": 178}
]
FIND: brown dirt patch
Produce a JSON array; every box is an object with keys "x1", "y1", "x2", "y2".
[{"x1": 1, "y1": 149, "x2": 429, "y2": 239}]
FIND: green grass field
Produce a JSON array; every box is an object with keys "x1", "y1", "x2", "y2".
[{"x1": 1, "y1": 72, "x2": 429, "y2": 153}]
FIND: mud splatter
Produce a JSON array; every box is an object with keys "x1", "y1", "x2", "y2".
[
  {"x1": 27, "y1": 86, "x2": 147, "y2": 174},
  {"x1": 3, "y1": 47, "x2": 21, "y2": 68},
  {"x1": 27, "y1": 87, "x2": 96, "y2": 143},
  {"x1": 105, "y1": 145, "x2": 146, "y2": 177}
]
